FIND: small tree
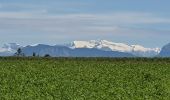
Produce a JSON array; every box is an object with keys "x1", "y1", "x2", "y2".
[
  {"x1": 44, "y1": 54, "x2": 51, "y2": 57},
  {"x1": 14, "y1": 48, "x2": 24, "y2": 57},
  {"x1": 17, "y1": 48, "x2": 22, "y2": 55},
  {"x1": 33, "y1": 52, "x2": 36, "y2": 57}
]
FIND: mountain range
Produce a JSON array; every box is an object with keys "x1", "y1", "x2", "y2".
[{"x1": 0, "y1": 40, "x2": 169, "y2": 57}]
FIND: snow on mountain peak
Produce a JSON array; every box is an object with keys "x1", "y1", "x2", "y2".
[
  {"x1": 98, "y1": 40, "x2": 132, "y2": 52},
  {"x1": 71, "y1": 40, "x2": 134, "y2": 52},
  {"x1": 69, "y1": 40, "x2": 161, "y2": 57},
  {"x1": 0, "y1": 43, "x2": 21, "y2": 53},
  {"x1": 3, "y1": 43, "x2": 21, "y2": 50},
  {"x1": 0, "y1": 41, "x2": 161, "y2": 57},
  {"x1": 71, "y1": 40, "x2": 97, "y2": 48},
  {"x1": 131, "y1": 45, "x2": 160, "y2": 53}
]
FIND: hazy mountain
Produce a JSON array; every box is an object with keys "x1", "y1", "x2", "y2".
[
  {"x1": 3, "y1": 43, "x2": 21, "y2": 51},
  {"x1": 0, "y1": 40, "x2": 163, "y2": 57},
  {"x1": 21, "y1": 44, "x2": 133, "y2": 57},
  {"x1": 159, "y1": 43, "x2": 170, "y2": 57},
  {"x1": 0, "y1": 43, "x2": 22, "y2": 56}
]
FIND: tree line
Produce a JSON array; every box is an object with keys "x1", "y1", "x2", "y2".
[{"x1": 14, "y1": 48, "x2": 51, "y2": 57}]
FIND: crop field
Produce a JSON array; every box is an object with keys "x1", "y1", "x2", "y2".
[{"x1": 0, "y1": 57, "x2": 170, "y2": 100}]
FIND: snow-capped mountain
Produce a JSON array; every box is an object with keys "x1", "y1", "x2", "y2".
[
  {"x1": 0, "y1": 43, "x2": 22, "y2": 56},
  {"x1": 69, "y1": 40, "x2": 160, "y2": 57},
  {"x1": 3, "y1": 43, "x2": 21, "y2": 51},
  {"x1": 0, "y1": 41, "x2": 161, "y2": 57},
  {"x1": 21, "y1": 44, "x2": 133, "y2": 57}
]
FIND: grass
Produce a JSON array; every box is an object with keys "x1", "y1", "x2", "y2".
[{"x1": 0, "y1": 57, "x2": 169, "y2": 100}]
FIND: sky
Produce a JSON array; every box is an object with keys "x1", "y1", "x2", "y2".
[{"x1": 0, "y1": 0, "x2": 170, "y2": 48}]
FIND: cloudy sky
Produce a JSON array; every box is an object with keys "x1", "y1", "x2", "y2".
[{"x1": 0, "y1": 0, "x2": 170, "y2": 47}]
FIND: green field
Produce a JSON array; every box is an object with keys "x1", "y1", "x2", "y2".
[{"x1": 0, "y1": 57, "x2": 170, "y2": 100}]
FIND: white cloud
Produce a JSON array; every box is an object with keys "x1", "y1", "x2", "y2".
[
  {"x1": 0, "y1": 11, "x2": 170, "y2": 34},
  {"x1": 0, "y1": 11, "x2": 169, "y2": 22},
  {"x1": 0, "y1": 11, "x2": 170, "y2": 47}
]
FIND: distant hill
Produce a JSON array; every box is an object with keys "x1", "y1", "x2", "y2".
[
  {"x1": 159, "y1": 43, "x2": 170, "y2": 57},
  {"x1": 22, "y1": 44, "x2": 134, "y2": 57}
]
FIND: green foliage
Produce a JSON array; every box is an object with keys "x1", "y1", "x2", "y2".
[
  {"x1": 0, "y1": 57, "x2": 169, "y2": 100},
  {"x1": 32, "y1": 52, "x2": 36, "y2": 57},
  {"x1": 14, "y1": 48, "x2": 25, "y2": 57},
  {"x1": 44, "y1": 54, "x2": 51, "y2": 57}
]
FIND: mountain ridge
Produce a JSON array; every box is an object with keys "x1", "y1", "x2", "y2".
[
  {"x1": 0, "y1": 40, "x2": 164, "y2": 57},
  {"x1": 21, "y1": 44, "x2": 134, "y2": 57}
]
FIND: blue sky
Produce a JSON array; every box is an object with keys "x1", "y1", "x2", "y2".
[{"x1": 0, "y1": 0, "x2": 170, "y2": 47}]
